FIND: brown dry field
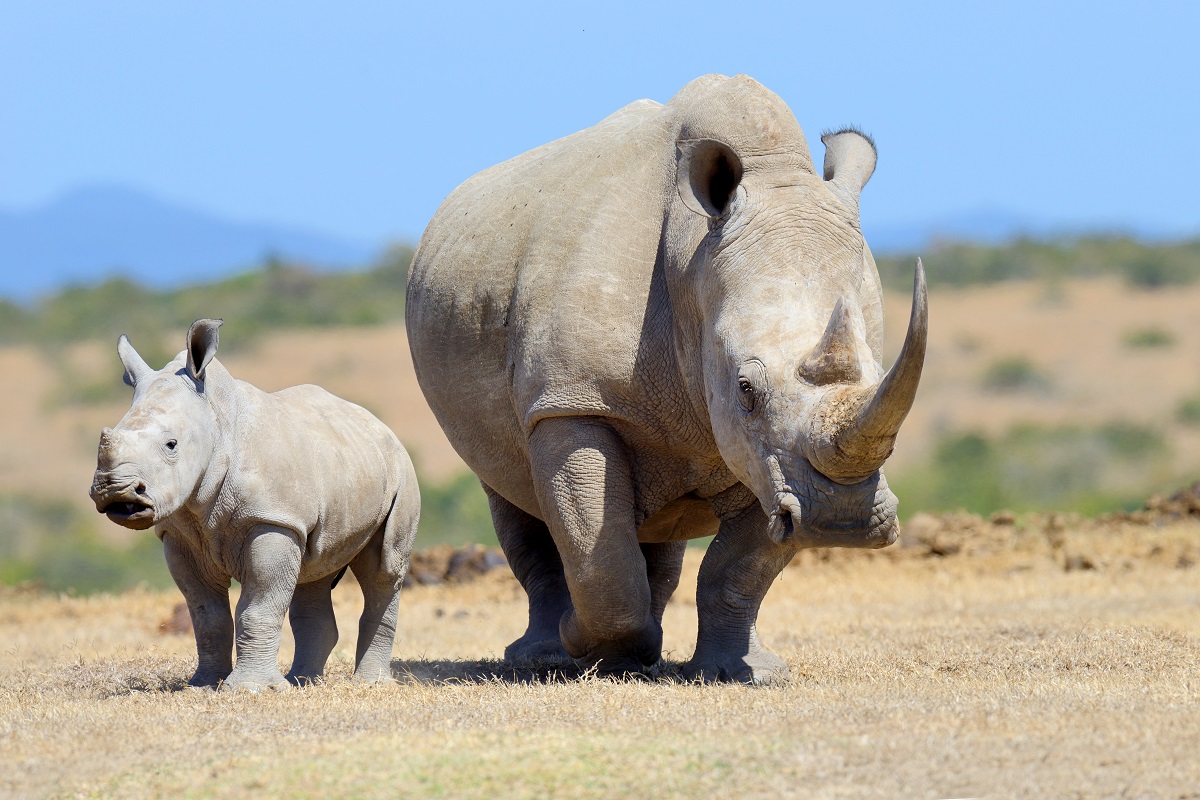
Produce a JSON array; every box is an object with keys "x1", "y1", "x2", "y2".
[
  {"x1": 2, "y1": 517, "x2": 1199, "y2": 798},
  {"x1": 3, "y1": 276, "x2": 1200, "y2": 797},
  {"x1": 4, "y1": 275, "x2": 1200, "y2": 530}
]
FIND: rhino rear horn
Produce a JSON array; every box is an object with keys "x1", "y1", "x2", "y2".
[
  {"x1": 810, "y1": 259, "x2": 927, "y2": 483},
  {"x1": 186, "y1": 318, "x2": 223, "y2": 381},
  {"x1": 797, "y1": 296, "x2": 865, "y2": 386},
  {"x1": 117, "y1": 334, "x2": 151, "y2": 388}
]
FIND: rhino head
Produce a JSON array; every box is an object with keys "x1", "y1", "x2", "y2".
[
  {"x1": 677, "y1": 128, "x2": 926, "y2": 549},
  {"x1": 90, "y1": 319, "x2": 224, "y2": 530}
]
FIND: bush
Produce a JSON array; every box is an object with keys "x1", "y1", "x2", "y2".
[
  {"x1": 1176, "y1": 394, "x2": 1200, "y2": 426},
  {"x1": 890, "y1": 421, "x2": 1169, "y2": 518},
  {"x1": 1122, "y1": 326, "x2": 1176, "y2": 349},
  {"x1": 980, "y1": 356, "x2": 1050, "y2": 393}
]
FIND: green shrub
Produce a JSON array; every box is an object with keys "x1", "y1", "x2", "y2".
[
  {"x1": 890, "y1": 421, "x2": 1169, "y2": 518},
  {"x1": 980, "y1": 356, "x2": 1050, "y2": 393},
  {"x1": 1122, "y1": 326, "x2": 1175, "y2": 349},
  {"x1": 417, "y1": 471, "x2": 495, "y2": 547},
  {"x1": 1176, "y1": 394, "x2": 1200, "y2": 426}
]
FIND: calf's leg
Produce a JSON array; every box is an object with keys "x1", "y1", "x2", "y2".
[
  {"x1": 222, "y1": 526, "x2": 301, "y2": 692},
  {"x1": 163, "y1": 532, "x2": 234, "y2": 687},
  {"x1": 285, "y1": 572, "x2": 340, "y2": 685}
]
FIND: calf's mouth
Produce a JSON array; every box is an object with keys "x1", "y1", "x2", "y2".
[{"x1": 90, "y1": 477, "x2": 157, "y2": 530}]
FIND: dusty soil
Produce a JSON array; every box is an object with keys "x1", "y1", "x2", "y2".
[{"x1": 1, "y1": 515, "x2": 1199, "y2": 799}]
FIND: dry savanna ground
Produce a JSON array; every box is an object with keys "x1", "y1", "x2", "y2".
[
  {"x1": 2, "y1": 514, "x2": 1199, "y2": 799},
  {"x1": 3, "y1": 276, "x2": 1200, "y2": 797}
]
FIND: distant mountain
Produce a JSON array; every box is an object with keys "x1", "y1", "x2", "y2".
[{"x1": 0, "y1": 185, "x2": 380, "y2": 302}]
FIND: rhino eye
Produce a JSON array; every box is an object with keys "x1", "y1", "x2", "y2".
[
  {"x1": 737, "y1": 378, "x2": 757, "y2": 412},
  {"x1": 166, "y1": 440, "x2": 177, "y2": 451}
]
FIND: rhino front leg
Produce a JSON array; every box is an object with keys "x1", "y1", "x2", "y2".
[
  {"x1": 529, "y1": 417, "x2": 660, "y2": 675},
  {"x1": 162, "y1": 532, "x2": 233, "y2": 688},
  {"x1": 484, "y1": 484, "x2": 572, "y2": 662},
  {"x1": 285, "y1": 572, "x2": 340, "y2": 685},
  {"x1": 684, "y1": 502, "x2": 795, "y2": 685},
  {"x1": 223, "y1": 526, "x2": 301, "y2": 692}
]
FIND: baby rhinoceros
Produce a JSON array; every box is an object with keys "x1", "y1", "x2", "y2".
[{"x1": 90, "y1": 319, "x2": 420, "y2": 691}]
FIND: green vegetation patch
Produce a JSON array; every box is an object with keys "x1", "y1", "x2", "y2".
[
  {"x1": 0, "y1": 495, "x2": 172, "y2": 593},
  {"x1": 1122, "y1": 326, "x2": 1176, "y2": 349},
  {"x1": 890, "y1": 421, "x2": 1170, "y2": 518},
  {"x1": 875, "y1": 236, "x2": 1200, "y2": 291},
  {"x1": 2, "y1": 245, "x2": 414, "y2": 350},
  {"x1": 979, "y1": 356, "x2": 1051, "y2": 393}
]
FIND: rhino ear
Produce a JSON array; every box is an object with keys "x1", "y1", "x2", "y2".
[
  {"x1": 676, "y1": 138, "x2": 744, "y2": 218},
  {"x1": 185, "y1": 318, "x2": 223, "y2": 381},
  {"x1": 117, "y1": 334, "x2": 151, "y2": 388},
  {"x1": 821, "y1": 128, "x2": 876, "y2": 212}
]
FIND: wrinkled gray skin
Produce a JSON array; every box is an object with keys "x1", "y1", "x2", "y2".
[
  {"x1": 406, "y1": 74, "x2": 927, "y2": 683},
  {"x1": 90, "y1": 319, "x2": 419, "y2": 691}
]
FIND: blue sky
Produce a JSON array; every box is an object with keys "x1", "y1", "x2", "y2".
[{"x1": 2, "y1": 1, "x2": 1197, "y2": 248}]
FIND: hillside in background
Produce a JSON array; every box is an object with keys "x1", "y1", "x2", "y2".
[
  {"x1": 3, "y1": 234, "x2": 1200, "y2": 592},
  {"x1": 0, "y1": 185, "x2": 380, "y2": 301}
]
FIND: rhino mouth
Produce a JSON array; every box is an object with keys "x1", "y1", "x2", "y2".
[
  {"x1": 767, "y1": 490, "x2": 897, "y2": 549},
  {"x1": 91, "y1": 476, "x2": 157, "y2": 530},
  {"x1": 98, "y1": 498, "x2": 156, "y2": 529}
]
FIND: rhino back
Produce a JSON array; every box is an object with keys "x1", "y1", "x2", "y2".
[{"x1": 222, "y1": 382, "x2": 411, "y2": 576}]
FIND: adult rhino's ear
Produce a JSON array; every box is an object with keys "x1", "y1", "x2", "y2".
[
  {"x1": 821, "y1": 128, "x2": 876, "y2": 213},
  {"x1": 185, "y1": 318, "x2": 223, "y2": 382},
  {"x1": 676, "y1": 138, "x2": 744, "y2": 218},
  {"x1": 117, "y1": 334, "x2": 152, "y2": 388}
]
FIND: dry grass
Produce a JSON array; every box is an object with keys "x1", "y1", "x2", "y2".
[{"x1": 3, "y1": 519, "x2": 1199, "y2": 799}]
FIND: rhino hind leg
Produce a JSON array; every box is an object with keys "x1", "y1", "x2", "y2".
[
  {"x1": 484, "y1": 484, "x2": 572, "y2": 663},
  {"x1": 684, "y1": 503, "x2": 795, "y2": 685},
  {"x1": 642, "y1": 541, "x2": 686, "y2": 628},
  {"x1": 285, "y1": 574, "x2": 340, "y2": 685},
  {"x1": 347, "y1": 523, "x2": 403, "y2": 683},
  {"x1": 529, "y1": 417, "x2": 662, "y2": 676}
]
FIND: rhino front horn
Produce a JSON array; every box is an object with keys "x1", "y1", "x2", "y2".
[{"x1": 810, "y1": 258, "x2": 927, "y2": 483}]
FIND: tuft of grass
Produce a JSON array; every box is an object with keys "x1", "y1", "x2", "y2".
[
  {"x1": 1176, "y1": 394, "x2": 1200, "y2": 426},
  {"x1": 979, "y1": 356, "x2": 1050, "y2": 393},
  {"x1": 1122, "y1": 326, "x2": 1175, "y2": 349}
]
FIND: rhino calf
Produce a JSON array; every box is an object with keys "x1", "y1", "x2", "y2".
[{"x1": 90, "y1": 319, "x2": 420, "y2": 691}]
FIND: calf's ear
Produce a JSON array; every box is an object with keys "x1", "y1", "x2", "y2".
[
  {"x1": 186, "y1": 318, "x2": 223, "y2": 381},
  {"x1": 676, "y1": 138, "x2": 744, "y2": 218},
  {"x1": 117, "y1": 334, "x2": 151, "y2": 388}
]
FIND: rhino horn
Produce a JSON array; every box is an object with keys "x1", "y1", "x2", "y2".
[
  {"x1": 797, "y1": 296, "x2": 864, "y2": 386},
  {"x1": 810, "y1": 259, "x2": 927, "y2": 483}
]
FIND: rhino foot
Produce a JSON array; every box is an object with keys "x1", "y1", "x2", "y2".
[
  {"x1": 220, "y1": 667, "x2": 290, "y2": 693},
  {"x1": 504, "y1": 634, "x2": 571, "y2": 664},
  {"x1": 186, "y1": 669, "x2": 230, "y2": 689},
  {"x1": 682, "y1": 649, "x2": 790, "y2": 685}
]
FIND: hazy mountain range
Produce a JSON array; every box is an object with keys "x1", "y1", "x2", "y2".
[
  {"x1": 0, "y1": 185, "x2": 1183, "y2": 303},
  {"x1": 0, "y1": 186, "x2": 379, "y2": 302}
]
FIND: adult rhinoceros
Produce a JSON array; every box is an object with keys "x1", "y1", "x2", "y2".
[{"x1": 406, "y1": 74, "x2": 926, "y2": 683}]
